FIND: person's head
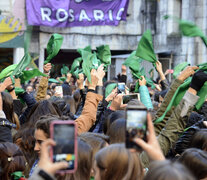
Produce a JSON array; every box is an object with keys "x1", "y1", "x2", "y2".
[
  {"x1": 26, "y1": 99, "x2": 61, "y2": 127},
  {"x1": 178, "y1": 148, "x2": 207, "y2": 179},
  {"x1": 62, "y1": 139, "x2": 93, "y2": 180},
  {"x1": 108, "y1": 118, "x2": 126, "y2": 144},
  {"x1": 26, "y1": 85, "x2": 34, "y2": 94},
  {"x1": 103, "y1": 110, "x2": 125, "y2": 134},
  {"x1": 14, "y1": 127, "x2": 36, "y2": 168},
  {"x1": 144, "y1": 160, "x2": 195, "y2": 180},
  {"x1": 79, "y1": 132, "x2": 109, "y2": 156},
  {"x1": 191, "y1": 129, "x2": 207, "y2": 151},
  {"x1": 95, "y1": 144, "x2": 143, "y2": 180},
  {"x1": 0, "y1": 142, "x2": 26, "y2": 180},
  {"x1": 34, "y1": 115, "x2": 60, "y2": 155},
  {"x1": 1, "y1": 92, "x2": 20, "y2": 129}
]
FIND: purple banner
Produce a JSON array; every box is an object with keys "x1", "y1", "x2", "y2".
[{"x1": 26, "y1": 0, "x2": 129, "y2": 27}]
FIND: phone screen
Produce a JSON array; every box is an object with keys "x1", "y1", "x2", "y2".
[
  {"x1": 118, "y1": 83, "x2": 125, "y2": 94},
  {"x1": 53, "y1": 124, "x2": 75, "y2": 170},
  {"x1": 55, "y1": 86, "x2": 63, "y2": 97},
  {"x1": 126, "y1": 109, "x2": 147, "y2": 150}
]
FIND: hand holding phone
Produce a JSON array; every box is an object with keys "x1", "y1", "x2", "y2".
[
  {"x1": 125, "y1": 105, "x2": 147, "y2": 151},
  {"x1": 50, "y1": 121, "x2": 77, "y2": 173},
  {"x1": 55, "y1": 86, "x2": 63, "y2": 98},
  {"x1": 133, "y1": 113, "x2": 165, "y2": 161}
]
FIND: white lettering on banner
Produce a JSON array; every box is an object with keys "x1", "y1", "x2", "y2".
[
  {"x1": 79, "y1": 9, "x2": 91, "y2": 21},
  {"x1": 41, "y1": 7, "x2": 52, "y2": 22},
  {"x1": 69, "y1": 9, "x2": 75, "y2": 22},
  {"x1": 56, "y1": 8, "x2": 68, "y2": 22},
  {"x1": 108, "y1": 10, "x2": 113, "y2": 21},
  {"x1": 116, "y1": 8, "x2": 124, "y2": 20},
  {"x1": 94, "y1": 10, "x2": 104, "y2": 21},
  {"x1": 39, "y1": 8, "x2": 124, "y2": 23}
]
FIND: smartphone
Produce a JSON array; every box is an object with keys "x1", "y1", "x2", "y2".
[
  {"x1": 55, "y1": 86, "x2": 63, "y2": 97},
  {"x1": 122, "y1": 93, "x2": 140, "y2": 104},
  {"x1": 50, "y1": 121, "x2": 77, "y2": 173},
  {"x1": 125, "y1": 105, "x2": 147, "y2": 151},
  {"x1": 117, "y1": 83, "x2": 125, "y2": 94}
]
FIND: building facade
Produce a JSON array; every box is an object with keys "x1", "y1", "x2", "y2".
[{"x1": 0, "y1": 0, "x2": 206, "y2": 80}]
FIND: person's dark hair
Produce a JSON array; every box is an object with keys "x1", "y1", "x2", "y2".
[
  {"x1": 144, "y1": 160, "x2": 195, "y2": 180},
  {"x1": 79, "y1": 132, "x2": 109, "y2": 156},
  {"x1": 0, "y1": 142, "x2": 26, "y2": 180},
  {"x1": 108, "y1": 118, "x2": 126, "y2": 144},
  {"x1": 13, "y1": 127, "x2": 36, "y2": 169},
  {"x1": 103, "y1": 110, "x2": 125, "y2": 134},
  {"x1": 1, "y1": 92, "x2": 20, "y2": 129},
  {"x1": 59, "y1": 139, "x2": 93, "y2": 180},
  {"x1": 35, "y1": 114, "x2": 72, "y2": 137},
  {"x1": 191, "y1": 129, "x2": 207, "y2": 151},
  {"x1": 178, "y1": 148, "x2": 207, "y2": 179},
  {"x1": 25, "y1": 100, "x2": 62, "y2": 128}
]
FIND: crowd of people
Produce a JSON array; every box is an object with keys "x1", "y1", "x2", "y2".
[{"x1": 0, "y1": 58, "x2": 207, "y2": 180}]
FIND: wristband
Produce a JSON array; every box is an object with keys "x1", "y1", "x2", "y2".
[
  {"x1": 8, "y1": 87, "x2": 15, "y2": 92},
  {"x1": 87, "y1": 89, "x2": 96, "y2": 93}
]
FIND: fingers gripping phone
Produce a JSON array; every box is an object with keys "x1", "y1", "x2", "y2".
[
  {"x1": 125, "y1": 105, "x2": 147, "y2": 151},
  {"x1": 50, "y1": 121, "x2": 77, "y2": 173}
]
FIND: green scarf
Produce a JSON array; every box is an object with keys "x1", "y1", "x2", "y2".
[
  {"x1": 135, "y1": 30, "x2": 157, "y2": 66},
  {"x1": 82, "y1": 50, "x2": 100, "y2": 83},
  {"x1": 123, "y1": 51, "x2": 155, "y2": 92},
  {"x1": 173, "y1": 62, "x2": 190, "y2": 79},
  {"x1": 11, "y1": 171, "x2": 25, "y2": 180},
  {"x1": 164, "y1": 15, "x2": 207, "y2": 47},
  {"x1": 61, "y1": 64, "x2": 69, "y2": 76},
  {"x1": 44, "y1": 33, "x2": 63, "y2": 64},
  {"x1": 96, "y1": 45, "x2": 111, "y2": 66},
  {"x1": 155, "y1": 65, "x2": 207, "y2": 123}
]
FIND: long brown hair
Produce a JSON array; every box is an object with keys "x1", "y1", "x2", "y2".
[
  {"x1": 0, "y1": 142, "x2": 26, "y2": 180},
  {"x1": 1, "y1": 92, "x2": 20, "y2": 129},
  {"x1": 95, "y1": 144, "x2": 143, "y2": 180}
]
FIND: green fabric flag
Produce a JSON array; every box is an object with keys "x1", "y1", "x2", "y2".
[
  {"x1": 82, "y1": 50, "x2": 100, "y2": 83},
  {"x1": 49, "y1": 78, "x2": 60, "y2": 83},
  {"x1": 123, "y1": 51, "x2": 142, "y2": 76},
  {"x1": 123, "y1": 51, "x2": 155, "y2": 92},
  {"x1": 96, "y1": 45, "x2": 111, "y2": 66},
  {"x1": 11, "y1": 171, "x2": 25, "y2": 180},
  {"x1": 59, "y1": 77, "x2": 66, "y2": 82},
  {"x1": 135, "y1": 30, "x2": 157, "y2": 66},
  {"x1": 105, "y1": 83, "x2": 117, "y2": 98},
  {"x1": 0, "y1": 64, "x2": 18, "y2": 81},
  {"x1": 77, "y1": 45, "x2": 92, "y2": 56},
  {"x1": 149, "y1": 68, "x2": 154, "y2": 80},
  {"x1": 155, "y1": 67, "x2": 207, "y2": 123},
  {"x1": 179, "y1": 20, "x2": 207, "y2": 47},
  {"x1": 70, "y1": 57, "x2": 82, "y2": 74},
  {"x1": 11, "y1": 53, "x2": 32, "y2": 80},
  {"x1": 44, "y1": 34, "x2": 63, "y2": 64},
  {"x1": 173, "y1": 62, "x2": 190, "y2": 79},
  {"x1": 61, "y1": 64, "x2": 69, "y2": 76},
  {"x1": 20, "y1": 69, "x2": 47, "y2": 83},
  {"x1": 164, "y1": 15, "x2": 207, "y2": 47},
  {"x1": 15, "y1": 87, "x2": 25, "y2": 96},
  {"x1": 105, "y1": 83, "x2": 117, "y2": 108}
]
